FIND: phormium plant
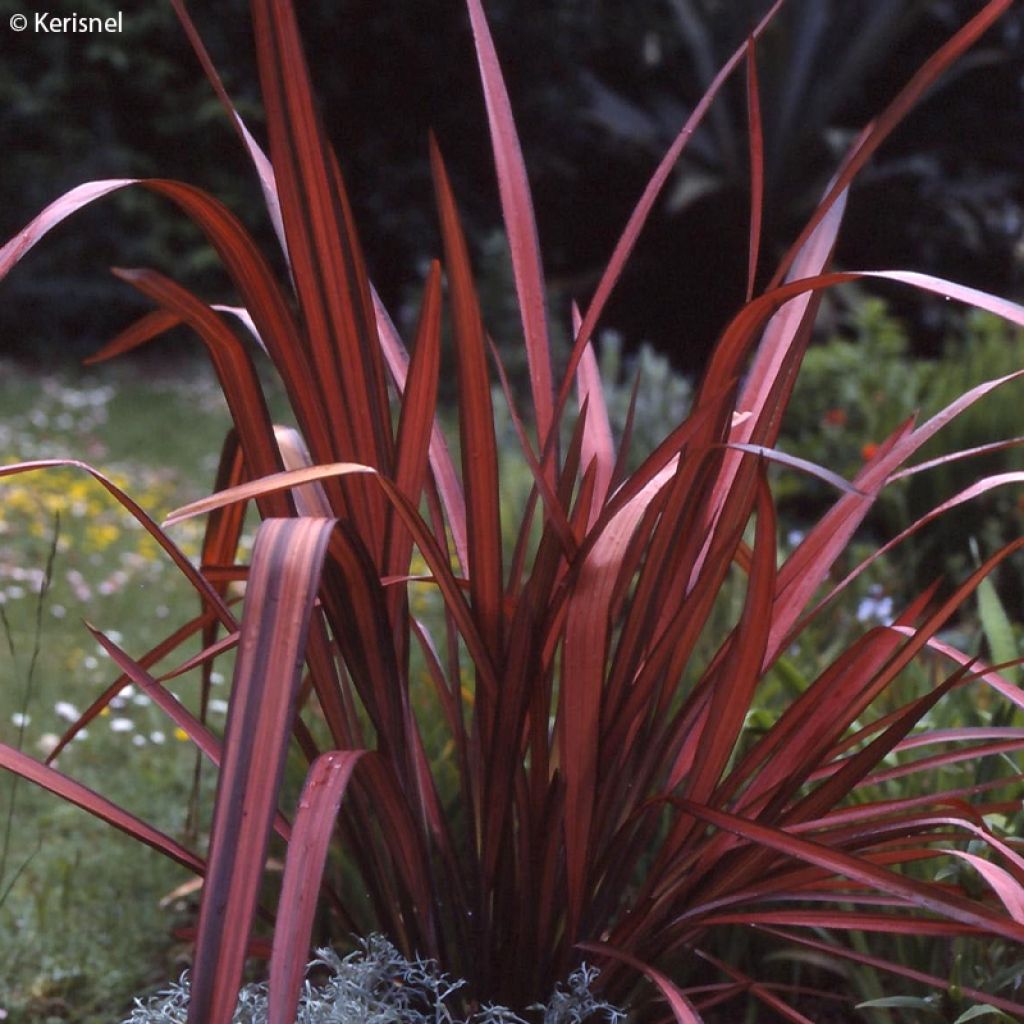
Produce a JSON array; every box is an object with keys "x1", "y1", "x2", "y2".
[{"x1": 3, "y1": 1, "x2": 1024, "y2": 1021}]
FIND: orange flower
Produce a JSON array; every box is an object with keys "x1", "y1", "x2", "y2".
[
  {"x1": 823, "y1": 407, "x2": 847, "y2": 427},
  {"x1": 861, "y1": 442, "x2": 879, "y2": 461}
]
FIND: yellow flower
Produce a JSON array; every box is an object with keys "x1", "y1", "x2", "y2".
[{"x1": 85, "y1": 523, "x2": 121, "y2": 550}]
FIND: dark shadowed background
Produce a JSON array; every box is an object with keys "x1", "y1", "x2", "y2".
[{"x1": 1, "y1": 0, "x2": 1021, "y2": 372}]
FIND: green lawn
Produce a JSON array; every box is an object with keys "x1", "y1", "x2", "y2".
[{"x1": 0, "y1": 357, "x2": 240, "y2": 1022}]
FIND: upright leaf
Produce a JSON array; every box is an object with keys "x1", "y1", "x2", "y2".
[
  {"x1": 251, "y1": 0, "x2": 393, "y2": 550},
  {"x1": 574, "y1": 304, "x2": 615, "y2": 522},
  {"x1": 188, "y1": 518, "x2": 336, "y2": 1024},
  {"x1": 465, "y1": 0, "x2": 554, "y2": 450},
  {"x1": 430, "y1": 139, "x2": 504, "y2": 661}
]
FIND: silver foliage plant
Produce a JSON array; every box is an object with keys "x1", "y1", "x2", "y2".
[{"x1": 122, "y1": 935, "x2": 626, "y2": 1024}]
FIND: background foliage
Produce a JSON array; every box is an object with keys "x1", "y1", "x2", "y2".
[{"x1": 1, "y1": 0, "x2": 1022, "y2": 367}]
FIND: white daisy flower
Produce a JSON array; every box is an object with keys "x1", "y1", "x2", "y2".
[{"x1": 54, "y1": 701, "x2": 80, "y2": 722}]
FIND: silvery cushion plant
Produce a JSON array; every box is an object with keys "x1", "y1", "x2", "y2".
[
  {"x1": 122, "y1": 936, "x2": 624, "y2": 1024},
  {"x1": 3, "y1": 0, "x2": 1024, "y2": 1021}
]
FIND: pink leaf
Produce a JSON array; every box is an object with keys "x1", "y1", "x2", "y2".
[{"x1": 268, "y1": 751, "x2": 366, "y2": 1024}]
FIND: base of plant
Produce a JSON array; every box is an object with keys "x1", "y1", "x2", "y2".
[{"x1": 121, "y1": 934, "x2": 626, "y2": 1024}]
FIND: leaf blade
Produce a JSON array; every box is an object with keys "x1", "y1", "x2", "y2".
[
  {"x1": 267, "y1": 751, "x2": 366, "y2": 1024},
  {"x1": 187, "y1": 518, "x2": 336, "y2": 1024}
]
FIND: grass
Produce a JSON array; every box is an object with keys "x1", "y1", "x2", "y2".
[{"x1": 0, "y1": 356, "x2": 235, "y2": 1022}]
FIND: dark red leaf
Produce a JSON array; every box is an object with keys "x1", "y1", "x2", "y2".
[
  {"x1": 465, "y1": 0, "x2": 554, "y2": 449},
  {"x1": 430, "y1": 138, "x2": 504, "y2": 661},
  {"x1": 744, "y1": 37, "x2": 764, "y2": 304}
]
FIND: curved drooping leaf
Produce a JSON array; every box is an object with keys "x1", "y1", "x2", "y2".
[
  {"x1": 168, "y1": 0, "x2": 289, "y2": 261},
  {"x1": 0, "y1": 743, "x2": 203, "y2": 876},
  {"x1": 577, "y1": 941, "x2": 704, "y2": 1024},
  {"x1": 945, "y1": 850, "x2": 1024, "y2": 924},
  {"x1": 676, "y1": 799, "x2": 1024, "y2": 943},
  {"x1": 111, "y1": 267, "x2": 287, "y2": 494}
]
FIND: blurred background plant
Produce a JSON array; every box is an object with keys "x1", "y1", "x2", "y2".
[{"x1": 0, "y1": 361, "x2": 231, "y2": 1021}]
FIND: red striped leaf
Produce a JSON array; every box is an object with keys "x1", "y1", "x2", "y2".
[
  {"x1": 0, "y1": 177, "x2": 326, "y2": 458},
  {"x1": 560, "y1": 0, "x2": 787, "y2": 407},
  {"x1": 169, "y1": 0, "x2": 289, "y2": 260},
  {"x1": 574, "y1": 304, "x2": 614, "y2": 522},
  {"x1": 685, "y1": 472, "x2": 776, "y2": 805},
  {"x1": 430, "y1": 138, "x2": 504, "y2": 660},
  {"x1": 373, "y1": 286, "x2": 468, "y2": 571},
  {"x1": 268, "y1": 751, "x2": 366, "y2": 1024},
  {"x1": 744, "y1": 36, "x2": 764, "y2": 304},
  {"x1": 111, "y1": 268, "x2": 287, "y2": 492},
  {"x1": 0, "y1": 179, "x2": 135, "y2": 275},
  {"x1": 387, "y1": 263, "x2": 443, "y2": 584},
  {"x1": 694, "y1": 948, "x2": 816, "y2": 1024},
  {"x1": 770, "y1": 0, "x2": 1015, "y2": 290},
  {"x1": 465, "y1": 0, "x2": 554, "y2": 450},
  {"x1": 166, "y1": 463, "x2": 500, "y2": 705},
  {"x1": 753, "y1": 926, "x2": 1024, "y2": 1019},
  {"x1": 676, "y1": 799, "x2": 1024, "y2": 943},
  {"x1": 0, "y1": 743, "x2": 203, "y2": 876},
  {"x1": 187, "y1": 518, "x2": 336, "y2": 1024},
  {"x1": 944, "y1": 851, "x2": 1024, "y2": 924},
  {"x1": 250, "y1": 0, "x2": 393, "y2": 554}
]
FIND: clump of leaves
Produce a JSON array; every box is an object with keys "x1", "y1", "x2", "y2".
[{"x1": 3, "y1": 1, "x2": 1024, "y2": 1022}]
